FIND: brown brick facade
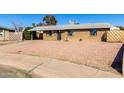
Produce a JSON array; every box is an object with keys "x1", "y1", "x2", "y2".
[{"x1": 38, "y1": 28, "x2": 109, "y2": 42}]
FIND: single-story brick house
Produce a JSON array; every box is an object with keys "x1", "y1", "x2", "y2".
[
  {"x1": 0, "y1": 26, "x2": 22, "y2": 41},
  {"x1": 30, "y1": 23, "x2": 117, "y2": 41}
]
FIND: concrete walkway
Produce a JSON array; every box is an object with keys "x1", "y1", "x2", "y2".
[{"x1": 0, "y1": 53, "x2": 123, "y2": 78}]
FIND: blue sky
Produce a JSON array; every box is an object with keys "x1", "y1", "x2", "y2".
[{"x1": 0, "y1": 14, "x2": 124, "y2": 28}]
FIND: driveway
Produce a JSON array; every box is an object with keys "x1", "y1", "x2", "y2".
[{"x1": 0, "y1": 53, "x2": 122, "y2": 78}]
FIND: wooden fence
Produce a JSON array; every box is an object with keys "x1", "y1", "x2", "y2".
[
  {"x1": 107, "y1": 31, "x2": 124, "y2": 42},
  {"x1": 9, "y1": 32, "x2": 22, "y2": 41}
]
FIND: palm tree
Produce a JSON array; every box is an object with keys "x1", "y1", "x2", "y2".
[{"x1": 43, "y1": 15, "x2": 57, "y2": 25}]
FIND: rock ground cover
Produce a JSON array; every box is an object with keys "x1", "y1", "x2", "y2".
[{"x1": 0, "y1": 40, "x2": 122, "y2": 74}]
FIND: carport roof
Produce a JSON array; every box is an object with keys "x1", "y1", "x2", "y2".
[{"x1": 30, "y1": 23, "x2": 113, "y2": 31}]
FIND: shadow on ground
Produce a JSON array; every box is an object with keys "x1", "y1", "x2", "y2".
[{"x1": 111, "y1": 43, "x2": 124, "y2": 74}]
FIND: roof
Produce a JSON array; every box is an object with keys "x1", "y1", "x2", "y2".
[
  {"x1": 0, "y1": 26, "x2": 15, "y2": 31},
  {"x1": 110, "y1": 27, "x2": 120, "y2": 30},
  {"x1": 30, "y1": 23, "x2": 113, "y2": 31}
]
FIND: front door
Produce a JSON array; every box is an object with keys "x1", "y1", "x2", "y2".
[
  {"x1": 39, "y1": 33, "x2": 43, "y2": 40},
  {"x1": 57, "y1": 31, "x2": 61, "y2": 40}
]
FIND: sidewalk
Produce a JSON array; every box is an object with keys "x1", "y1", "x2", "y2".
[{"x1": 0, "y1": 53, "x2": 122, "y2": 78}]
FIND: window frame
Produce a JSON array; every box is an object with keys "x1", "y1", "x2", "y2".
[
  {"x1": 68, "y1": 30, "x2": 74, "y2": 36},
  {"x1": 90, "y1": 29, "x2": 97, "y2": 36},
  {"x1": 47, "y1": 30, "x2": 52, "y2": 36},
  {"x1": 0, "y1": 30, "x2": 4, "y2": 37}
]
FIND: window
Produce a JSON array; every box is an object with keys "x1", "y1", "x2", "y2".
[
  {"x1": 68, "y1": 30, "x2": 74, "y2": 36},
  {"x1": 0, "y1": 30, "x2": 3, "y2": 36},
  {"x1": 90, "y1": 29, "x2": 97, "y2": 36},
  {"x1": 47, "y1": 31, "x2": 52, "y2": 36}
]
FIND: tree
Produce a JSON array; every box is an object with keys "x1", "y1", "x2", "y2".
[
  {"x1": 43, "y1": 15, "x2": 57, "y2": 25},
  {"x1": 116, "y1": 26, "x2": 124, "y2": 30},
  {"x1": 12, "y1": 21, "x2": 23, "y2": 32}
]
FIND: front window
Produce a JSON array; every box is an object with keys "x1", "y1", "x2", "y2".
[
  {"x1": 0, "y1": 30, "x2": 3, "y2": 36},
  {"x1": 47, "y1": 31, "x2": 52, "y2": 36},
  {"x1": 90, "y1": 29, "x2": 97, "y2": 36},
  {"x1": 68, "y1": 30, "x2": 74, "y2": 36}
]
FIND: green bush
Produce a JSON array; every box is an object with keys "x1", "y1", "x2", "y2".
[
  {"x1": 117, "y1": 26, "x2": 124, "y2": 30},
  {"x1": 23, "y1": 27, "x2": 33, "y2": 40}
]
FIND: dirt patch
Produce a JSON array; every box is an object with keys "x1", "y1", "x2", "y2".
[{"x1": 0, "y1": 41, "x2": 22, "y2": 46}]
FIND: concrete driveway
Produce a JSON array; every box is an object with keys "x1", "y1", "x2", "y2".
[{"x1": 0, "y1": 53, "x2": 122, "y2": 78}]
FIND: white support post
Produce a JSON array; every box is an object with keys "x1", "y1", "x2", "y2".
[
  {"x1": 3, "y1": 29, "x2": 5, "y2": 40},
  {"x1": 31, "y1": 33, "x2": 33, "y2": 40}
]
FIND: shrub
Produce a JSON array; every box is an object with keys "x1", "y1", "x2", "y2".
[
  {"x1": 23, "y1": 27, "x2": 33, "y2": 40},
  {"x1": 117, "y1": 26, "x2": 124, "y2": 30}
]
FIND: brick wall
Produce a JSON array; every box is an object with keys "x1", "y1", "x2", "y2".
[
  {"x1": 42, "y1": 30, "x2": 108, "y2": 42},
  {"x1": 43, "y1": 31, "x2": 57, "y2": 40},
  {"x1": 61, "y1": 30, "x2": 107, "y2": 42}
]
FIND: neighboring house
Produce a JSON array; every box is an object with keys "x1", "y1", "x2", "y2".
[
  {"x1": 110, "y1": 27, "x2": 120, "y2": 30},
  {"x1": 0, "y1": 26, "x2": 22, "y2": 41},
  {"x1": 30, "y1": 23, "x2": 114, "y2": 41}
]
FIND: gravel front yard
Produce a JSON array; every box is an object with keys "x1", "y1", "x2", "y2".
[
  {"x1": 0, "y1": 40, "x2": 123, "y2": 74},
  {"x1": 0, "y1": 41, "x2": 21, "y2": 46}
]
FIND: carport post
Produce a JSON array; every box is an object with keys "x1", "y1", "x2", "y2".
[
  {"x1": 3, "y1": 29, "x2": 5, "y2": 40},
  {"x1": 31, "y1": 31, "x2": 33, "y2": 40}
]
